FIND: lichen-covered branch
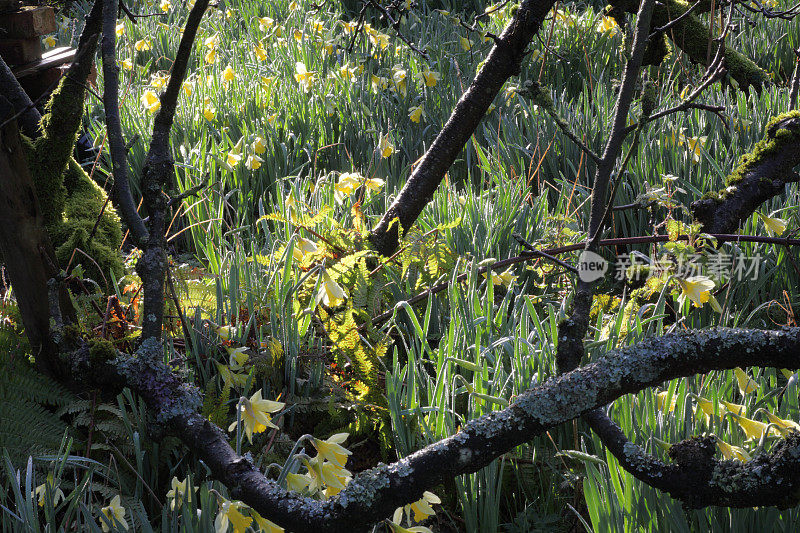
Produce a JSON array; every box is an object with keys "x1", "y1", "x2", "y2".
[
  {"x1": 58, "y1": 325, "x2": 800, "y2": 532},
  {"x1": 368, "y1": 0, "x2": 556, "y2": 256},
  {"x1": 584, "y1": 409, "x2": 800, "y2": 509},
  {"x1": 691, "y1": 111, "x2": 800, "y2": 233},
  {"x1": 136, "y1": 0, "x2": 210, "y2": 340}
]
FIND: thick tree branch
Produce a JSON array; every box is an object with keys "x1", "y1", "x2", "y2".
[
  {"x1": 368, "y1": 0, "x2": 556, "y2": 256},
  {"x1": 0, "y1": 56, "x2": 42, "y2": 138},
  {"x1": 102, "y1": 0, "x2": 149, "y2": 247},
  {"x1": 691, "y1": 111, "x2": 800, "y2": 233},
  {"x1": 136, "y1": 0, "x2": 210, "y2": 340}
]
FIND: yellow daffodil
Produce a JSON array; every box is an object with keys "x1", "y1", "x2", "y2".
[
  {"x1": 289, "y1": 0, "x2": 299, "y2": 10},
  {"x1": 267, "y1": 112, "x2": 279, "y2": 125},
  {"x1": 115, "y1": 23, "x2": 124, "y2": 36},
  {"x1": 419, "y1": 68, "x2": 440, "y2": 87},
  {"x1": 253, "y1": 136, "x2": 267, "y2": 154},
  {"x1": 683, "y1": 134, "x2": 707, "y2": 163},
  {"x1": 597, "y1": 15, "x2": 618, "y2": 35},
  {"x1": 100, "y1": 495, "x2": 128, "y2": 532},
  {"x1": 394, "y1": 491, "x2": 441, "y2": 524},
  {"x1": 720, "y1": 399, "x2": 746, "y2": 416},
  {"x1": 214, "y1": 499, "x2": 252, "y2": 533},
  {"x1": 409, "y1": 105, "x2": 424, "y2": 123},
  {"x1": 254, "y1": 42, "x2": 268, "y2": 61},
  {"x1": 371, "y1": 75, "x2": 389, "y2": 92},
  {"x1": 205, "y1": 47, "x2": 217, "y2": 64},
  {"x1": 150, "y1": 73, "x2": 169, "y2": 89},
  {"x1": 141, "y1": 90, "x2": 161, "y2": 114},
  {"x1": 554, "y1": 9, "x2": 576, "y2": 27},
  {"x1": 656, "y1": 391, "x2": 677, "y2": 413},
  {"x1": 285, "y1": 472, "x2": 313, "y2": 493},
  {"x1": 364, "y1": 176, "x2": 385, "y2": 193},
  {"x1": 392, "y1": 67, "x2": 408, "y2": 96},
  {"x1": 716, "y1": 437, "x2": 751, "y2": 462},
  {"x1": 731, "y1": 413, "x2": 770, "y2": 440},
  {"x1": 334, "y1": 172, "x2": 362, "y2": 203},
  {"x1": 694, "y1": 395, "x2": 725, "y2": 420},
  {"x1": 121, "y1": 58, "x2": 133, "y2": 70},
  {"x1": 258, "y1": 17, "x2": 274, "y2": 31},
  {"x1": 379, "y1": 134, "x2": 395, "y2": 158},
  {"x1": 226, "y1": 149, "x2": 242, "y2": 169},
  {"x1": 734, "y1": 367, "x2": 758, "y2": 395},
  {"x1": 294, "y1": 62, "x2": 315, "y2": 92},
  {"x1": 763, "y1": 411, "x2": 800, "y2": 435},
  {"x1": 261, "y1": 76, "x2": 276, "y2": 89},
  {"x1": 292, "y1": 237, "x2": 318, "y2": 261},
  {"x1": 675, "y1": 275, "x2": 720, "y2": 311},
  {"x1": 339, "y1": 63, "x2": 357, "y2": 82},
  {"x1": 482, "y1": 268, "x2": 516, "y2": 288},
  {"x1": 316, "y1": 270, "x2": 347, "y2": 307},
  {"x1": 180, "y1": 80, "x2": 193, "y2": 96},
  {"x1": 756, "y1": 212, "x2": 787, "y2": 237},
  {"x1": 222, "y1": 65, "x2": 235, "y2": 87},
  {"x1": 251, "y1": 510, "x2": 285, "y2": 533},
  {"x1": 134, "y1": 39, "x2": 152, "y2": 51},
  {"x1": 33, "y1": 476, "x2": 64, "y2": 508},
  {"x1": 312, "y1": 433, "x2": 352, "y2": 467},
  {"x1": 165, "y1": 476, "x2": 196, "y2": 510},
  {"x1": 303, "y1": 456, "x2": 351, "y2": 496},
  {"x1": 228, "y1": 389, "x2": 284, "y2": 443},
  {"x1": 159, "y1": 0, "x2": 171, "y2": 12},
  {"x1": 203, "y1": 106, "x2": 216, "y2": 121},
  {"x1": 342, "y1": 20, "x2": 358, "y2": 34},
  {"x1": 293, "y1": 28, "x2": 304, "y2": 41},
  {"x1": 460, "y1": 37, "x2": 472, "y2": 50},
  {"x1": 388, "y1": 514, "x2": 434, "y2": 533},
  {"x1": 245, "y1": 154, "x2": 263, "y2": 170}
]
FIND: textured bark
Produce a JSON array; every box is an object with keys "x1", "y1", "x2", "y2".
[
  {"x1": 368, "y1": 0, "x2": 556, "y2": 256},
  {"x1": 0, "y1": 55, "x2": 41, "y2": 138},
  {"x1": 0, "y1": 100, "x2": 61, "y2": 376},
  {"x1": 692, "y1": 111, "x2": 800, "y2": 234}
]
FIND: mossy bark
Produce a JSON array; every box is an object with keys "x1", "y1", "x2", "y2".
[{"x1": 692, "y1": 111, "x2": 800, "y2": 233}]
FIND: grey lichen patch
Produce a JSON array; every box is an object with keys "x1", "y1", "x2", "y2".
[
  {"x1": 113, "y1": 338, "x2": 201, "y2": 423},
  {"x1": 333, "y1": 463, "x2": 392, "y2": 508}
]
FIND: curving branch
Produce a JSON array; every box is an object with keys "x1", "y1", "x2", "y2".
[
  {"x1": 56, "y1": 324, "x2": 800, "y2": 532},
  {"x1": 368, "y1": 0, "x2": 557, "y2": 256},
  {"x1": 692, "y1": 111, "x2": 800, "y2": 234}
]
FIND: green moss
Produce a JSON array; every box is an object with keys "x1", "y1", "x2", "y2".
[
  {"x1": 87, "y1": 337, "x2": 117, "y2": 363},
  {"x1": 726, "y1": 110, "x2": 800, "y2": 186},
  {"x1": 20, "y1": 77, "x2": 123, "y2": 283}
]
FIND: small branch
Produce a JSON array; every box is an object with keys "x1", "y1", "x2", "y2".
[
  {"x1": 513, "y1": 232, "x2": 578, "y2": 274},
  {"x1": 365, "y1": 0, "x2": 427, "y2": 59},
  {"x1": 102, "y1": 0, "x2": 149, "y2": 247},
  {"x1": 790, "y1": 46, "x2": 800, "y2": 110}
]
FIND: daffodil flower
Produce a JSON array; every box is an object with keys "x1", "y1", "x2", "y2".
[
  {"x1": 460, "y1": 36, "x2": 472, "y2": 50},
  {"x1": 214, "y1": 498, "x2": 252, "y2": 533},
  {"x1": 43, "y1": 35, "x2": 56, "y2": 48},
  {"x1": 292, "y1": 237, "x2": 318, "y2": 261},
  {"x1": 121, "y1": 58, "x2": 132, "y2": 70},
  {"x1": 371, "y1": 75, "x2": 389, "y2": 92},
  {"x1": 720, "y1": 399, "x2": 746, "y2": 416},
  {"x1": 225, "y1": 139, "x2": 243, "y2": 170},
  {"x1": 115, "y1": 23, "x2": 124, "y2": 36},
  {"x1": 693, "y1": 395, "x2": 725, "y2": 421},
  {"x1": 675, "y1": 275, "x2": 720, "y2": 311},
  {"x1": 731, "y1": 413, "x2": 770, "y2": 440},
  {"x1": 251, "y1": 510, "x2": 285, "y2": 533},
  {"x1": 150, "y1": 73, "x2": 169, "y2": 89},
  {"x1": 316, "y1": 270, "x2": 347, "y2": 307},
  {"x1": 245, "y1": 154, "x2": 263, "y2": 170},
  {"x1": 597, "y1": 15, "x2": 618, "y2": 35},
  {"x1": 482, "y1": 268, "x2": 516, "y2": 288},
  {"x1": 253, "y1": 136, "x2": 267, "y2": 154},
  {"x1": 228, "y1": 389, "x2": 284, "y2": 443},
  {"x1": 683, "y1": 134, "x2": 707, "y2": 163},
  {"x1": 215, "y1": 362, "x2": 250, "y2": 389},
  {"x1": 656, "y1": 390, "x2": 676, "y2": 413},
  {"x1": 379, "y1": 134, "x2": 395, "y2": 158},
  {"x1": 222, "y1": 65, "x2": 235, "y2": 87},
  {"x1": 294, "y1": 62, "x2": 315, "y2": 92},
  {"x1": 394, "y1": 491, "x2": 441, "y2": 525},
  {"x1": 165, "y1": 476, "x2": 196, "y2": 510},
  {"x1": 716, "y1": 437, "x2": 751, "y2": 462},
  {"x1": 303, "y1": 456, "x2": 351, "y2": 496},
  {"x1": 159, "y1": 0, "x2": 171, "y2": 12},
  {"x1": 763, "y1": 411, "x2": 800, "y2": 435},
  {"x1": 141, "y1": 90, "x2": 161, "y2": 114},
  {"x1": 389, "y1": 513, "x2": 434, "y2": 533},
  {"x1": 285, "y1": 472, "x2": 313, "y2": 493},
  {"x1": 756, "y1": 212, "x2": 787, "y2": 237},
  {"x1": 100, "y1": 495, "x2": 129, "y2": 532},
  {"x1": 312, "y1": 433, "x2": 352, "y2": 467},
  {"x1": 254, "y1": 42, "x2": 268, "y2": 61},
  {"x1": 418, "y1": 68, "x2": 440, "y2": 87},
  {"x1": 409, "y1": 105, "x2": 424, "y2": 123},
  {"x1": 134, "y1": 39, "x2": 152, "y2": 52},
  {"x1": 225, "y1": 345, "x2": 249, "y2": 371},
  {"x1": 33, "y1": 476, "x2": 64, "y2": 508},
  {"x1": 392, "y1": 67, "x2": 408, "y2": 96},
  {"x1": 734, "y1": 367, "x2": 757, "y2": 395}
]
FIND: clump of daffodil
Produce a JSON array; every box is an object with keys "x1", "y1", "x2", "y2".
[
  {"x1": 134, "y1": 39, "x2": 152, "y2": 52},
  {"x1": 756, "y1": 211, "x2": 787, "y2": 237},
  {"x1": 166, "y1": 476, "x2": 196, "y2": 510},
  {"x1": 228, "y1": 389, "x2": 284, "y2": 443},
  {"x1": 392, "y1": 66, "x2": 408, "y2": 96},
  {"x1": 730, "y1": 413, "x2": 772, "y2": 440},
  {"x1": 482, "y1": 268, "x2": 516, "y2": 288},
  {"x1": 303, "y1": 455, "x2": 352, "y2": 498},
  {"x1": 254, "y1": 41, "x2": 268, "y2": 61},
  {"x1": 597, "y1": 15, "x2": 618, "y2": 35},
  {"x1": 285, "y1": 471, "x2": 313, "y2": 493},
  {"x1": 418, "y1": 67, "x2": 440, "y2": 87},
  {"x1": 674, "y1": 275, "x2": 721, "y2": 312},
  {"x1": 204, "y1": 33, "x2": 219, "y2": 63},
  {"x1": 316, "y1": 269, "x2": 347, "y2": 307},
  {"x1": 140, "y1": 90, "x2": 161, "y2": 114},
  {"x1": 334, "y1": 172, "x2": 384, "y2": 203},
  {"x1": 245, "y1": 154, "x2": 263, "y2": 170},
  {"x1": 225, "y1": 139, "x2": 244, "y2": 170},
  {"x1": 99, "y1": 495, "x2": 128, "y2": 532},
  {"x1": 762, "y1": 411, "x2": 800, "y2": 435},
  {"x1": 202, "y1": 97, "x2": 216, "y2": 121},
  {"x1": 214, "y1": 497, "x2": 252, "y2": 533}
]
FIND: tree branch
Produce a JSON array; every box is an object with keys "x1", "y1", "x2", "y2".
[
  {"x1": 102, "y1": 0, "x2": 149, "y2": 247},
  {"x1": 368, "y1": 0, "x2": 557, "y2": 256}
]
